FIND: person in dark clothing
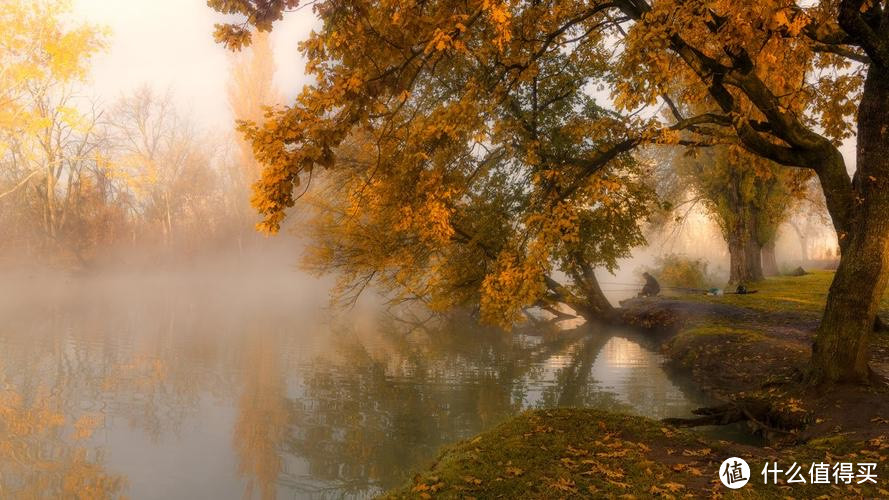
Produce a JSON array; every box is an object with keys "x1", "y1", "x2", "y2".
[{"x1": 639, "y1": 272, "x2": 661, "y2": 297}]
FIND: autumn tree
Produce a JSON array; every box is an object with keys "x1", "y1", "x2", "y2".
[
  {"x1": 212, "y1": 1, "x2": 659, "y2": 326},
  {"x1": 667, "y1": 146, "x2": 809, "y2": 283},
  {"x1": 106, "y1": 87, "x2": 223, "y2": 249},
  {"x1": 225, "y1": 31, "x2": 282, "y2": 251},
  {"x1": 211, "y1": 0, "x2": 888, "y2": 384},
  {"x1": 0, "y1": 0, "x2": 109, "y2": 260}
]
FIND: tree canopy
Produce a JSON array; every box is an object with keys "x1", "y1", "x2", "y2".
[{"x1": 210, "y1": 0, "x2": 889, "y2": 384}]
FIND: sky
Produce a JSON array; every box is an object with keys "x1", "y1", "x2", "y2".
[{"x1": 72, "y1": 0, "x2": 318, "y2": 129}]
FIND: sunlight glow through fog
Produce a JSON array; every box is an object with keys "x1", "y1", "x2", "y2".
[{"x1": 72, "y1": 0, "x2": 318, "y2": 128}]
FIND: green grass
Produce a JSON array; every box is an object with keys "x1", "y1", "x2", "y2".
[
  {"x1": 381, "y1": 408, "x2": 720, "y2": 499},
  {"x1": 672, "y1": 270, "x2": 889, "y2": 317},
  {"x1": 381, "y1": 408, "x2": 887, "y2": 499}
]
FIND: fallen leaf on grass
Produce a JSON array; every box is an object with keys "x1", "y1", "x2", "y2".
[
  {"x1": 505, "y1": 466, "x2": 524, "y2": 477},
  {"x1": 597, "y1": 449, "x2": 629, "y2": 458},
  {"x1": 681, "y1": 448, "x2": 711, "y2": 457},
  {"x1": 550, "y1": 477, "x2": 577, "y2": 493},
  {"x1": 664, "y1": 482, "x2": 685, "y2": 492}
]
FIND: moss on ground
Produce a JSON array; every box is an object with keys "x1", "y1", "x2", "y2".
[
  {"x1": 383, "y1": 408, "x2": 721, "y2": 499},
  {"x1": 382, "y1": 409, "x2": 887, "y2": 498}
]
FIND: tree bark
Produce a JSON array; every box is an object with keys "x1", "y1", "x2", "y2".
[
  {"x1": 762, "y1": 238, "x2": 780, "y2": 276},
  {"x1": 545, "y1": 261, "x2": 616, "y2": 323},
  {"x1": 810, "y1": 65, "x2": 889, "y2": 384},
  {"x1": 727, "y1": 215, "x2": 764, "y2": 284},
  {"x1": 579, "y1": 262, "x2": 616, "y2": 319}
]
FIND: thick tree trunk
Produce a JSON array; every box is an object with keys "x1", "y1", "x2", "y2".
[
  {"x1": 579, "y1": 263, "x2": 616, "y2": 318},
  {"x1": 810, "y1": 65, "x2": 889, "y2": 384},
  {"x1": 762, "y1": 239, "x2": 779, "y2": 276},
  {"x1": 727, "y1": 216, "x2": 764, "y2": 284},
  {"x1": 545, "y1": 261, "x2": 616, "y2": 323}
]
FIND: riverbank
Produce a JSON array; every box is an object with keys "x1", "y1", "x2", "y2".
[{"x1": 384, "y1": 271, "x2": 889, "y2": 498}]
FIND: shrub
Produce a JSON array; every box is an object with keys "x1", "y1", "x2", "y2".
[{"x1": 643, "y1": 254, "x2": 714, "y2": 289}]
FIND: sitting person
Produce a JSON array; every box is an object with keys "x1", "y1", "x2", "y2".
[{"x1": 639, "y1": 272, "x2": 661, "y2": 297}]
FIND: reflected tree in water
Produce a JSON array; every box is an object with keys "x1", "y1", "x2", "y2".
[
  {"x1": 277, "y1": 315, "x2": 614, "y2": 494},
  {"x1": 233, "y1": 330, "x2": 289, "y2": 500}
]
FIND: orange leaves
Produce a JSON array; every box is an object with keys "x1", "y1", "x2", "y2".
[
  {"x1": 480, "y1": 249, "x2": 546, "y2": 328},
  {"x1": 549, "y1": 476, "x2": 577, "y2": 493},
  {"x1": 213, "y1": 23, "x2": 252, "y2": 51},
  {"x1": 220, "y1": 0, "x2": 655, "y2": 326},
  {"x1": 481, "y1": 0, "x2": 512, "y2": 52},
  {"x1": 426, "y1": 28, "x2": 469, "y2": 54},
  {"x1": 649, "y1": 481, "x2": 685, "y2": 496},
  {"x1": 770, "y1": 8, "x2": 809, "y2": 36},
  {"x1": 394, "y1": 174, "x2": 457, "y2": 246}
]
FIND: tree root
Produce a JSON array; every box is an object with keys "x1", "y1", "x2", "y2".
[{"x1": 662, "y1": 401, "x2": 797, "y2": 437}]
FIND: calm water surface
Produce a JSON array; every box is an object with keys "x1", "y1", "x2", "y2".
[{"x1": 0, "y1": 265, "x2": 711, "y2": 499}]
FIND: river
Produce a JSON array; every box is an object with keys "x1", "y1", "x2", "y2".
[{"x1": 0, "y1": 260, "x2": 717, "y2": 499}]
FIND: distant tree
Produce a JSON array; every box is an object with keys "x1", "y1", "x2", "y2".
[
  {"x1": 107, "y1": 88, "x2": 219, "y2": 249},
  {"x1": 785, "y1": 179, "x2": 835, "y2": 265},
  {"x1": 0, "y1": 0, "x2": 109, "y2": 261},
  {"x1": 225, "y1": 31, "x2": 282, "y2": 250},
  {"x1": 669, "y1": 146, "x2": 809, "y2": 283}
]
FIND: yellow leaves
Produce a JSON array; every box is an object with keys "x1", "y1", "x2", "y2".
[
  {"x1": 393, "y1": 175, "x2": 457, "y2": 246},
  {"x1": 581, "y1": 459, "x2": 625, "y2": 480},
  {"x1": 504, "y1": 466, "x2": 524, "y2": 476},
  {"x1": 481, "y1": 0, "x2": 512, "y2": 51},
  {"x1": 649, "y1": 482, "x2": 685, "y2": 496},
  {"x1": 462, "y1": 475, "x2": 483, "y2": 485},
  {"x1": 58, "y1": 105, "x2": 84, "y2": 131},
  {"x1": 1, "y1": 1, "x2": 107, "y2": 85},
  {"x1": 412, "y1": 480, "x2": 445, "y2": 493},
  {"x1": 426, "y1": 27, "x2": 468, "y2": 54},
  {"x1": 549, "y1": 476, "x2": 577, "y2": 493},
  {"x1": 680, "y1": 448, "x2": 711, "y2": 457},
  {"x1": 46, "y1": 25, "x2": 107, "y2": 80},
  {"x1": 24, "y1": 113, "x2": 53, "y2": 134},
  {"x1": 480, "y1": 248, "x2": 546, "y2": 328}
]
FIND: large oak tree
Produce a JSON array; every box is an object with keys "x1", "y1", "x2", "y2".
[{"x1": 210, "y1": 0, "x2": 888, "y2": 385}]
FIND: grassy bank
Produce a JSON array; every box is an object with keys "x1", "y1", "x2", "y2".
[
  {"x1": 384, "y1": 271, "x2": 889, "y2": 498},
  {"x1": 676, "y1": 270, "x2": 889, "y2": 316},
  {"x1": 383, "y1": 408, "x2": 886, "y2": 498}
]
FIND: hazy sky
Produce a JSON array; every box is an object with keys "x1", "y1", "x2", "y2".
[{"x1": 72, "y1": 0, "x2": 318, "y2": 128}]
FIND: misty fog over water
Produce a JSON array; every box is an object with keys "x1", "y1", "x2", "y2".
[{"x1": 0, "y1": 245, "x2": 713, "y2": 498}]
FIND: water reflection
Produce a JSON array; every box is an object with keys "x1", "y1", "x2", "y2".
[{"x1": 0, "y1": 272, "x2": 709, "y2": 499}]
